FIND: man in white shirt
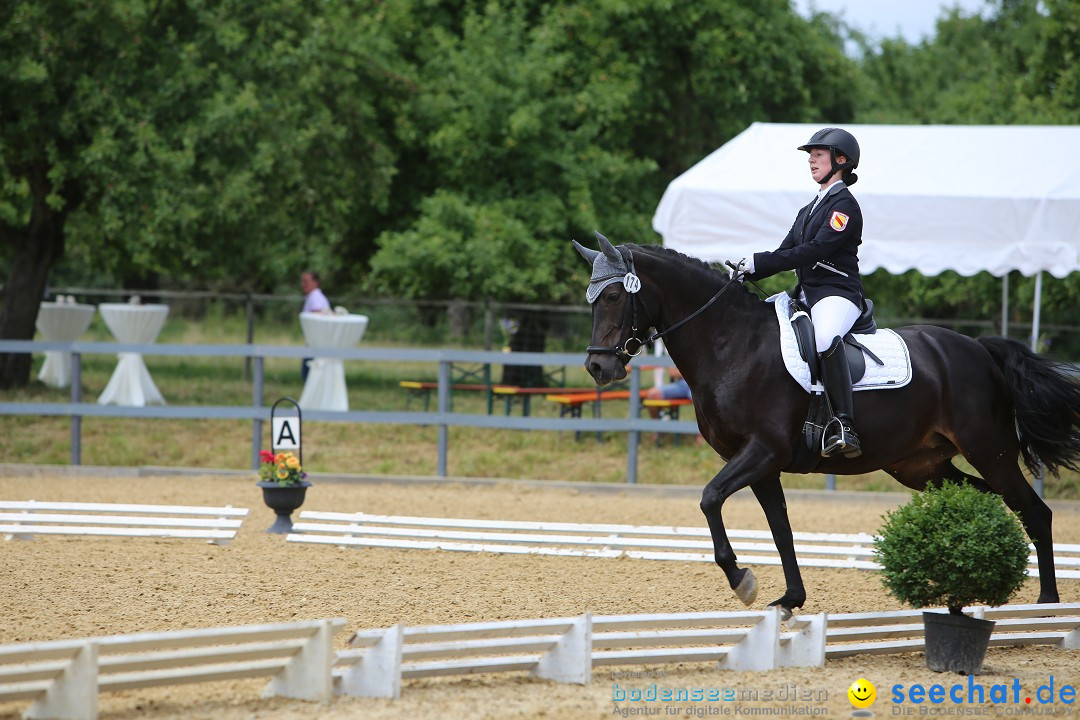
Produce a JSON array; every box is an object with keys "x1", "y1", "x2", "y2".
[
  {"x1": 300, "y1": 271, "x2": 331, "y2": 381},
  {"x1": 301, "y1": 271, "x2": 331, "y2": 314}
]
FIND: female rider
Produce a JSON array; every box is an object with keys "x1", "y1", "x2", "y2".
[{"x1": 737, "y1": 128, "x2": 866, "y2": 459}]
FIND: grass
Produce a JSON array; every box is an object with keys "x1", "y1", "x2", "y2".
[{"x1": 3, "y1": 307, "x2": 1078, "y2": 499}]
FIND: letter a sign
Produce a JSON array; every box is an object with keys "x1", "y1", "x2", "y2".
[{"x1": 272, "y1": 417, "x2": 301, "y2": 451}]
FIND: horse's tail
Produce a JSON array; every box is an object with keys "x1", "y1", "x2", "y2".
[{"x1": 977, "y1": 336, "x2": 1080, "y2": 477}]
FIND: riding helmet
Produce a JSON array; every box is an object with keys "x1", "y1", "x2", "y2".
[{"x1": 797, "y1": 127, "x2": 860, "y2": 168}]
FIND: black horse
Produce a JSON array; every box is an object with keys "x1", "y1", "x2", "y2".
[{"x1": 575, "y1": 233, "x2": 1080, "y2": 616}]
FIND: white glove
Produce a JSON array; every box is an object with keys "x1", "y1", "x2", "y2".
[{"x1": 727, "y1": 257, "x2": 754, "y2": 281}]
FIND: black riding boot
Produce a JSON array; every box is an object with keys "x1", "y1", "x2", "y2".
[{"x1": 820, "y1": 336, "x2": 862, "y2": 459}]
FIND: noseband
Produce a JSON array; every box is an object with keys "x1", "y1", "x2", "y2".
[{"x1": 587, "y1": 249, "x2": 741, "y2": 365}]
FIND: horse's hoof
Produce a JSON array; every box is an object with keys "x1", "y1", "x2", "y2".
[
  {"x1": 733, "y1": 569, "x2": 757, "y2": 606},
  {"x1": 772, "y1": 604, "x2": 793, "y2": 622}
]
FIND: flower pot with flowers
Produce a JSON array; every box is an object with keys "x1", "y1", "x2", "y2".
[
  {"x1": 873, "y1": 481, "x2": 1030, "y2": 675},
  {"x1": 256, "y1": 450, "x2": 311, "y2": 534}
]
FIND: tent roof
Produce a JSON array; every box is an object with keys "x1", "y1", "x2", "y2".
[{"x1": 652, "y1": 123, "x2": 1080, "y2": 278}]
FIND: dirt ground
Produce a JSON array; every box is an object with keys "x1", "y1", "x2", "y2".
[{"x1": 1, "y1": 467, "x2": 1078, "y2": 719}]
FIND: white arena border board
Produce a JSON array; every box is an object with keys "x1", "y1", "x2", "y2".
[
  {"x1": 0, "y1": 619, "x2": 345, "y2": 720},
  {"x1": 2, "y1": 608, "x2": 1075, "y2": 714},
  {"x1": 0, "y1": 500, "x2": 249, "y2": 545},
  {"x1": 286, "y1": 511, "x2": 1080, "y2": 579},
  {"x1": 333, "y1": 603, "x2": 1080, "y2": 700}
]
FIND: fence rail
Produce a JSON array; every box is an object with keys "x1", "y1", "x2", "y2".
[{"x1": 0, "y1": 340, "x2": 683, "y2": 484}]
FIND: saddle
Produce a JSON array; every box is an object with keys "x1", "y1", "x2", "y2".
[{"x1": 788, "y1": 297, "x2": 883, "y2": 386}]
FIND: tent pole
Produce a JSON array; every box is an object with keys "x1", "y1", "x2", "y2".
[
  {"x1": 1001, "y1": 273, "x2": 1009, "y2": 338},
  {"x1": 1030, "y1": 271, "x2": 1043, "y2": 352}
]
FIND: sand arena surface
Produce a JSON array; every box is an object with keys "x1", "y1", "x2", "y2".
[{"x1": 1, "y1": 469, "x2": 1078, "y2": 719}]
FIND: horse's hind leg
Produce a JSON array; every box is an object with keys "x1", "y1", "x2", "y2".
[
  {"x1": 750, "y1": 474, "x2": 806, "y2": 616},
  {"x1": 952, "y1": 441, "x2": 1058, "y2": 604},
  {"x1": 891, "y1": 446, "x2": 1058, "y2": 603}
]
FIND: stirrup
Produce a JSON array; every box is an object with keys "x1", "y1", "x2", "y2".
[{"x1": 822, "y1": 418, "x2": 862, "y2": 459}]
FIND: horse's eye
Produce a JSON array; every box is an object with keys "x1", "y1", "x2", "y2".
[{"x1": 604, "y1": 290, "x2": 621, "y2": 304}]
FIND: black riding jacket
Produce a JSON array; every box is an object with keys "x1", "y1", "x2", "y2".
[{"x1": 747, "y1": 185, "x2": 865, "y2": 308}]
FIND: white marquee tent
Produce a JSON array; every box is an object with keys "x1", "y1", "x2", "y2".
[{"x1": 652, "y1": 122, "x2": 1080, "y2": 348}]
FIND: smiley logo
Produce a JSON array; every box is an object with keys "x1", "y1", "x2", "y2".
[{"x1": 848, "y1": 678, "x2": 876, "y2": 709}]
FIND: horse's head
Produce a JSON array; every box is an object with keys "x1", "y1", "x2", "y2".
[{"x1": 573, "y1": 231, "x2": 650, "y2": 385}]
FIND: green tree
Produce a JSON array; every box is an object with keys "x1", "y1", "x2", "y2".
[
  {"x1": 852, "y1": 0, "x2": 1080, "y2": 352},
  {"x1": 368, "y1": 0, "x2": 857, "y2": 379},
  {"x1": 363, "y1": 0, "x2": 857, "y2": 381},
  {"x1": 1, "y1": 1, "x2": 408, "y2": 386}
]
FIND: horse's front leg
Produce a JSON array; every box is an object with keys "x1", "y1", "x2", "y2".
[
  {"x1": 700, "y1": 439, "x2": 781, "y2": 608},
  {"x1": 750, "y1": 473, "x2": 805, "y2": 618}
]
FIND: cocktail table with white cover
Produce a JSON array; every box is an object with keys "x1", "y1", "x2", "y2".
[
  {"x1": 36, "y1": 301, "x2": 96, "y2": 388},
  {"x1": 97, "y1": 303, "x2": 170, "y2": 406},
  {"x1": 298, "y1": 312, "x2": 369, "y2": 411}
]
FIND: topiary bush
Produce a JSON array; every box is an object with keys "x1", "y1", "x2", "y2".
[{"x1": 874, "y1": 481, "x2": 1030, "y2": 615}]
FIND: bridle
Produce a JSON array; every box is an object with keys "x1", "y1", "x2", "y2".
[{"x1": 586, "y1": 248, "x2": 743, "y2": 365}]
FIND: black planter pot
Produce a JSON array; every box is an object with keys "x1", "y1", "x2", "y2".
[
  {"x1": 257, "y1": 480, "x2": 312, "y2": 534},
  {"x1": 923, "y1": 611, "x2": 995, "y2": 675}
]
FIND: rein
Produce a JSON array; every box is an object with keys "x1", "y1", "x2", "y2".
[{"x1": 586, "y1": 255, "x2": 744, "y2": 365}]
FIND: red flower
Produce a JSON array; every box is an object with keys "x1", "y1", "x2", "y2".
[{"x1": 259, "y1": 450, "x2": 275, "y2": 463}]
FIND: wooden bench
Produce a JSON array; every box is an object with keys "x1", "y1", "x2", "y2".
[
  {"x1": 642, "y1": 397, "x2": 693, "y2": 418},
  {"x1": 641, "y1": 397, "x2": 694, "y2": 446},
  {"x1": 398, "y1": 381, "x2": 493, "y2": 412},
  {"x1": 545, "y1": 389, "x2": 650, "y2": 441},
  {"x1": 0, "y1": 618, "x2": 347, "y2": 718},
  {"x1": 400, "y1": 381, "x2": 601, "y2": 415},
  {"x1": 491, "y1": 386, "x2": 600, "y2": 416},
  {"x1": 544, "y1": 389, "x2": 645, "y2": 417},
  {"x1": 0, "y1": 501, "x2": 249, "y2": 546}
]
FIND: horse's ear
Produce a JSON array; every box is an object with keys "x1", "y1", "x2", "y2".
[
  {"x1": 594, "y1": 230, "x2": 619, "y2": 261},
  {"x1": 572, "y1": 239, "x2": 600, "y2": 266}
]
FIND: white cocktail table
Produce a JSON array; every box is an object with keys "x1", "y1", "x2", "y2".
[
  {"x1": 36, "y1": 301, "x2": 96, "y2": 388},
  {"x1": 97, "y1": 303, "x2": 170, "y2": 406},
  {"x1": 298, "y1": 313, "x2": 369, "y2": 411}
]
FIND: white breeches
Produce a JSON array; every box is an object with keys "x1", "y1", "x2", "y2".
[{"x1": 811, "y1": 296, "x2": 861, "y2": 353}]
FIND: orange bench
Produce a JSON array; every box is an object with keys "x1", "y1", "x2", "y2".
[
  {"x1": 642, "y1": 397, "x2": 693, "y2": 418},
  {"x1": 544, "y1": 389, "x2": 646, "y2": 417},
  {"x1": 545, "y1": 389, "x2": 648, "y2": 441},
  {"x1": 398, "y1": 380, "x2": 495, "y2": 412},
  {"x1": 546, "y1": 392, "x2": 693, "y2": 443},
  {"x1": 642, "y1": 397, "x2": 695, "y2": 446},
  {"x1": 491, "y1": 385, "x2": 600, "y2": 416}
]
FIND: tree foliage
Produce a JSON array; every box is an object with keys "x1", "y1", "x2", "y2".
[
  {"x1": 1, "y1": 0, "x2": 409, "y2": 384},
  {"x1": 4, "y1": 0, "x2": 1080, "y2": 388},
  {"x1": 369, "y1": 0, "x2": 855, "y2": 305}
]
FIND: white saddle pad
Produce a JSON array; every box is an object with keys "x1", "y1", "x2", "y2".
[{"x1": 769, "y1": 293, "x2": 912, "y2": 393}]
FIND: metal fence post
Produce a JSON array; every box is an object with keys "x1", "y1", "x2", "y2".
[
  {"x1": 437, "y1": 360, "x2": 450, "y2": 477},
  {"x1": 251, "y1": 356, "x2": 264, "y2": 470},
  {"x1": 244, "y1": 292, "x2": 255, "y2": 381},
  {"x1": 70, "y1": 352, "x2": 82, "y2": 466},
  {"x1": 627, "y1": 366, "x2": 641, "y2": 484}
]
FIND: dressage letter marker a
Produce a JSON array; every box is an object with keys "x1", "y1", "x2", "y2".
[
  {"x1": 270, "y1": 397, "x2": 303, "y2": 465},
  {"x1": 272, "y1": 417, "x2": 300, "y2": 451}
]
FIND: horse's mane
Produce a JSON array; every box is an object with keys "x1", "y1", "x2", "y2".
[
  {"x1": 628, "y1": 243, "x2": 719, "y2": 275},
  {"x1": 628, "y1": 243, "x2": 757, "y2": 300}
]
